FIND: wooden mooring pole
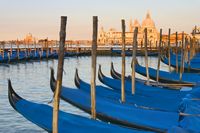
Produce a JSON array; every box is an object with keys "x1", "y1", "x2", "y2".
[
  {"x1": 131, "y1": 27, "x2": 138, "y2": 95},
  {"x1": 121, "y1": 19, "x2": 126, "y2": 103},
  {"x1": 51, "y1": 41, "x2": 53, "y2": 54},
  {"x1": 52, "y1": 16, "x2": 67, "y2": 133},
  {"x1": 46, "y1": 38, "x2": 49, "y2": 59},
  {"x1": 25, "y1": 43, "x2": 27, "y2": 58},
  {"x1": 180, "y1": 32, "x2": 184, "y2": 81},
  {"x1": 168, "y1": 28, "x2": 171, "y2": 72},
  {"x1": 156, "y1": 29, "x2": 162, "y2": 82},
  {"x1": 91, "y1": 16, "x2": 98, "y2": 119},
  {"x1": 34, "y1": 40, "x2": 37, "y2": 56},
  {"x1": 27, "y1": 42, "x2": 30, "y2": 57},
  {"x1": 191, "y1": 37, "x2": 195, "y2": 60},
  {"x1": 10, "y1": 43, "x2": 13, "y2": 56},
  {"x1": 16, "y1": 41, "x2": 20, "y2": 60},
  {"x1": 185, "y1": 37, "x2": 189, "y2": 72},
  {"x1": 2, "y1": 42, "x2": 5, "y2": 59},
  {"x1": 175, "y1": 32, "x2": 178, "y2": 73},
  {"x1": 144, "y1": 28, "x2": 150, "y2": 85},
  {"x1": 156, "y1": 41, "x2": 158, "y2": 49}
]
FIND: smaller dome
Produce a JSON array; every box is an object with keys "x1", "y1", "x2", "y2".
[
  {"x1": 133, "y1": 19, "x2": 141, "y2": 28},
  {"x1": 142, "y1": 12, "x2": 155, "y2": 28}
]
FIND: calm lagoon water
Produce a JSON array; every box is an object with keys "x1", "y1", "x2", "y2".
[{"x1": 0, "y1": 56, "x2": 169, "y2": 132}]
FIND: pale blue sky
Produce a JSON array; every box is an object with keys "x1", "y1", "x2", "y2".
[{"x1": 0, "y1": 0, "x2": 199, "y2": 40}]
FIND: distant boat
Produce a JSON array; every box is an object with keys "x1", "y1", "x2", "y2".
[
  {"x1": 161, "y1": 54, "x2": 200, "y2": 72},
  {"x1": 135, "y1": 59, "x2": 199, "y2": 86},
  {"x1": 170, "y1": 50, "x2": 200, "y2": 63},
  {"x1": 111, "y1": 49, "x2": 158, "y2": 56}
]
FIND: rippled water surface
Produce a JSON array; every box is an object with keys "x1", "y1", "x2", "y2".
[{"x1": 0, "y1": 56, "x2": 169, "y2": 132}]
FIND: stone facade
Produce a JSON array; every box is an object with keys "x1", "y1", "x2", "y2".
[
  {"x1": 98, "y1": 12, "x2": 159, "y2": 47},
  {"x1": 24, "y1": 33, "x2": 36, "y2": 44},
  {"x1": 192, "y1": 26, "x2": 200, "y2": 43}
]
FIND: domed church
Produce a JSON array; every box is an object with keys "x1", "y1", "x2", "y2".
[{"x1": 98, "y1": 11, "x2": 159, "y2": 47}]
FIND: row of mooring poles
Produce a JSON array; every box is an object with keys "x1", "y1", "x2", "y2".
[
  {"x1": 52, "y1": 16, "x2": 194, "y2": 133},
  {"x1": 145, "y1": 28, "x2": 181, "y2": 83},
  {"x1": 131, "y1": 27, "x2": 150, "y2": 93},
  {"x1": 52, "y1": 16, "x2": 98, "y2": 133},
  {"x1": 121, "y1": 20, "x2": 148, "y2": 100},
  {"x1": 52, "y1": 17, "x2": 150, "y2": 132},
  {"x1": 156, "y1": 30, "x2": 190, "y2": 82}
]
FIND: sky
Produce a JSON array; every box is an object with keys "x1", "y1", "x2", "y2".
[{"x1": 0, "y1": 0, "x2": 199, "y2": 41}]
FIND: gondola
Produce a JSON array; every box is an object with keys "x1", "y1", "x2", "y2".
[
  {"x1": 50, "y1": 68, "x2": 199, "y2": 133},
  {"x1": 170, "y1": 50, "x2": 200, "y2": 63},
  {"x1": 6, "y1": 53, "x2": 18, "y2": 63},
  {"x1": 8, "y1": 80, "x2": 148, "y2": 133},
  {"x1": 110, "y1": 62, "x2": 173, "y2": 87},
  {"x1": 29, "y1": 51, "x2": 41, "y2": 60},
  {"x1": 77, "y1": 51, "x2": 91, "y2": 56},
  {"x1": 135, "y1": 59, "x2": 199, "y2": 86},
  {"x1": 0, "y1": 51, "x2": 31, "y2": 63},
  {"x1": 74, "y1": 69, "x2": 183, "y2": 112},
  {"x1": 65, "y1": 52, "x2": 77, "y2": 57},
  {"x1": 137, "y1": 52, "x2": 158, "y2": 56},
  {"x1": 161, "y1": 55, "x2": 200, "y2": 72},
  {"x1": 110, "y1": 62, "x2": 190, "y2": 89},
  {"x1": 17, "y1": 51, "x2": 27, "y2": 61},
  {"x1": 0, "y1": 54, "x2": 9, "y2": 63},
  {"x1": 111, "y1": 49, "x2": 132, "y2": 56},
  {"x1": 40, "y1": 51, "x2": 49, "y2": 59},
  {"x1": 98, "y1": 65, "x2": 189, "y2": 99},
  {"x1": 51, "y1": 51, "x2": 59, "y2": 59},
  {"x1": 111, "y1": 49, "x2": 158, "y2": 56}
]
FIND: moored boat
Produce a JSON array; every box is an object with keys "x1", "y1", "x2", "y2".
[
  {"x1": 50, "y1": 68, "x2": 200, "y2": 133},
  {"x1": 8, "y1": 79, "x2": 148, "y2": 133},
  {"x1": 135, "y1": 59, "x2": 199, "y2": 86}
]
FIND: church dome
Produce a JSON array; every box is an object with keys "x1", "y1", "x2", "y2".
[{"x1": 142, "y1": 12, "x2": 155, "y2": 28}]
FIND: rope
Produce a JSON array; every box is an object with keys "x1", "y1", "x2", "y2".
[{"x1": 180, "y1": 112, "x2": 200, "y2": 116}]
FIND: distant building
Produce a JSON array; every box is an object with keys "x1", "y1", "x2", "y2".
[
  {"x1": 191, "y1": 26, "x2": 200, "y2": 43},
  {"x1": 98, "y1": 11, "x2": 159, "y2": 46},
  {"x1": 24, "y1": 33, "x2": 36, "y2": 44},
  {"x1": 162, "y1": 32, "x2": 189, "y2": 46}
]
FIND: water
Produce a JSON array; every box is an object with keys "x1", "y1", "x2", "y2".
[{"x1": 0, "y1": 56, "x2": 169, "y2": 132}]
